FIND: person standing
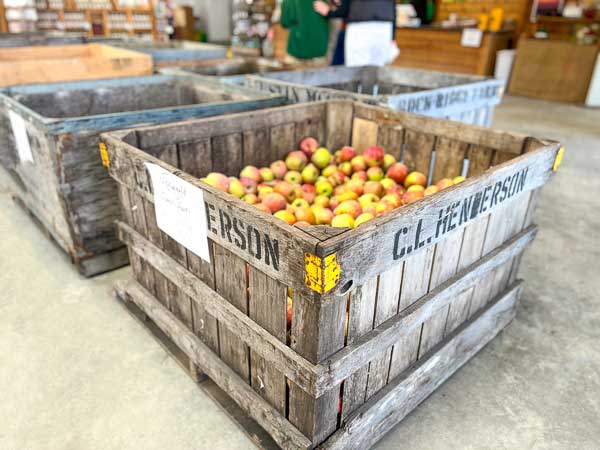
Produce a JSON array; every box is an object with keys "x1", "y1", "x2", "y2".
[
  {"x1": 279, "y1": 0, "x2": 330, "y2": 68},
  {"x1": 313, "y1": 0, "x2": 399, "y2": 67}
]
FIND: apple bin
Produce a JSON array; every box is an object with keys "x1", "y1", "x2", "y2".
[
  {"x1": 246, "y1": 66, "x2": 504, "y2": 127},
  {"x1": 0, "y1": 74, "x2": 284, "y2": 276},
  {"x1": 100, "y1": 101, "x2": 562, "y2": 450}
]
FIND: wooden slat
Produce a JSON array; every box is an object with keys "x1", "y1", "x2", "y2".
[
  {"x1": 325, "y1": 101, "x2": 354, "y2": 152},
  {"x1": 116, "y1": 222, "x2": 321, "y2": 395},
  {"x1": 351, "y1": 118, "x2": 379, "y2": 153},
  {"x1": 315, "y1": 226, "x2": 536, "y2": 393},
  {"x1": 248, "y1": 268, "x2": 288, "y2": 414},
  {"x1": 243, "y1": 128, "x2": 271, "y2": 168},
  {"x1": 341, "y1": 277, "x2": 378, "y2": 419},
  {"x1": 178, "y1": 139, "x2": 212, "y2": 178},
  {"x1": 211, "y1": 133, "x2": 243, "y2": 176},
  {"x1": 214, "y1": 244, "x2": 250, "y2": 381},
  {"x1": 321, "y1": 281, "x2": 522, "y2": 450},
  {"x1": 467, "y1": 144, "x2": 494, "y2": 177},
  {"x1": 116, "y1": 279, "x2": 312, "y2": 450},
  {"x1": 432, "y1": 136, "x2": 469, "y2": 183},
  {"x1": 403, "y1": 129, "x2": 435, "y2": 175},
  {"x1": 288, "y1": 294, "x2": 346, "y2": 443},
  {"x1": 270, "y1": 123, "x2": 297, "y2": 164},
  {"x1": 377, "y1": 125, "x2": 404, "y2": 161}
]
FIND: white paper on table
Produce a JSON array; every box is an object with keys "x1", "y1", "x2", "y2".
[
  {"x1": 145, "y1": 163, "x2": 211, "y2": 263},
  {"x1": 461, "y1": 28, "x2": 483, "y2": 48},
  {"x1": 9, "y1": 110, "x2": 33, "y2": 163}
]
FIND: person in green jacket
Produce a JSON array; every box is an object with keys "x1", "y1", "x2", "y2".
[{"x1": 280, "y1": 0, "x2": 330, "y2": 66}]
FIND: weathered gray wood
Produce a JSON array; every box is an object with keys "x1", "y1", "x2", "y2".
[
  {"x1": 317, "y1": 142, "x2": 561, "y2": 298},
  {"x1": 467, "y1": 144, "x2": 494, "y2": 177},
  {"x1": 243, "y1": 128, "x2": 271, "y2": 168},
  {"x1": 270, "y1": 123, "x2": 297, "y2": 162},
  {"x1": 341, "y1": 277, "x2": 378, "y2": 419},
  {"x1": 103, "y1": 136, "x2": 320, "y2": 299},
  {"x1": 320, "y1": 281, "x2": 522, "y2": 450},
  {"x1": 432, "y1": 137, "x2": 469, "y2": 183},
  {"x1": 115, "y1": 279, "x2": 312, "y2": 450},
  {"x1": 248, "y1": 268, "x2": 287, "y2": 414},
  {"x1": 315, "y1": 226, "x2": 536, "y2": 393},
  {"x1": 178, "y1": 139, "x2": 212, "y2": 178},
  {"x1": 351, "y1": 117, "x2": 378, "y2": 153},
  {"x1": 377, "y1": 124, "x2": 404, "y2": 161},
  {"x1": 211, "y1": 133, "x2": 243, "y2": 176},
  {"x1": 289, "y1": 294, "x2": 346, "y2": 443},
  {"x1": 403, "y1": 129, "x2": 435, "y2": 175},
  {"x1": 117, "y1": 221, "x2": 321, "y2": 395},
  {"x1": 325, "y1": 102, "x2": 353, "y2": 152},
  {"x1": 213, "y1": 245, "x2": 251, "y2": 382}
]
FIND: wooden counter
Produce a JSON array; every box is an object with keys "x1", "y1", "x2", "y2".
[{"x1": 393, "y1": 27, "x2": 511, "y2": 76}]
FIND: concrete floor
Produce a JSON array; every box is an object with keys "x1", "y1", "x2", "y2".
[{"x1": 1, "y1": 96, "x2": 599, "y2": 450}]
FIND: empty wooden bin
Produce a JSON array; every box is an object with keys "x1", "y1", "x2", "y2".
[
  {"x1": 0, "y1": 74, "x2": 284, "y2": 276},
  {"x1": 101, "y1": 101, "x2": 562, "y2": 449},
  {"x1": 0, "y1": 44, "x2": 152, "y2": 87},
  {"x1": 247, "y1": 66, "x2": 504, "y2": 126}
]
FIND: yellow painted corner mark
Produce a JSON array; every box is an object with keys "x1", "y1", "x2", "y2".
[
  {"x1": 305, "y1": 253, "x2": 341, "y2": 294},
  {"x1": 553, "y1": 146, "x2": 564, "y2": 172},
  {"x1": 99, "y1": 142, "x2": 110, "y2": 168},
  {"x1": 226, "y1": 49, "x2": 234, "y2": 59}
]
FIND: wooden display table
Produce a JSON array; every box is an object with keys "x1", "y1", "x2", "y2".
[{"x1": 393, "y1": 27, "x2": 511, "y2": 76}]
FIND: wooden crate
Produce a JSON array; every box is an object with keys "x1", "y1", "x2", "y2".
[
  {"x1": 101, "y1": 101, "x2": 562, "y2": 449},
  {"x1": 160, "y1": 57, "x2": 290, "y2": 85},
  {"x1": 508, "y1": 38, "x2": 599, "y2": 104},
  {"x1": 0, "y1": 32, "x2": 86, "y2": 47},
  {"x1": 246, "y1": 66, "x2": 504, "y2": 127},
  {"x1": 0, "y1": 74, "x2": 284, "y2": 276},
  {"x1": 0, "y1": 43, "x2": 152, "y2": 86},
  {"x1": 113, "y1": 40, "x2": 229, "y2": 68}
]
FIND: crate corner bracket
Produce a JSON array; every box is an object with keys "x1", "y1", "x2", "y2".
[{"x1": 304, "y1": 252, "x2": 341, "y2": 294}]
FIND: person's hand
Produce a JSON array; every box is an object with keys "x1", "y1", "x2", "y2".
[{"x1": 313, "y1": 1, "x2": 331, "y2": 16}]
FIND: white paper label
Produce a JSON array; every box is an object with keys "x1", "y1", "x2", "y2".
[
  {"x1": 9, "y1": 110, "x2": 33, "y2": 163},
  {"x1": 461, "y1": 28, "x2": 483, "y2": 48},
  {"x1": 146, "y1": 163, "x2": 211, "y2": 263}
]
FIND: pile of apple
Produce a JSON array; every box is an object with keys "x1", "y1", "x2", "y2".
[{"x1": 202, "y1": 137, "x2": 465, "y2": 228}]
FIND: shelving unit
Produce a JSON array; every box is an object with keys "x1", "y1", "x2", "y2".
[
  {"x1": 33, "y1": 0, "x2": 164, "y2": 40},
  {"x1": 2, "y1": 0, "x2": 38, "y2": 33}
]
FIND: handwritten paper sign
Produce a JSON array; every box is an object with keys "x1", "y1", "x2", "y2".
[
  {"x1": 9, "y1": 110, "x2": 33, "y2": 163},
  {"x1": 145, "y1": 163, "x2": 211, "y2": 263},
  {"x1": 461, "y1": 28, "x2": 483, "y2": 48}
]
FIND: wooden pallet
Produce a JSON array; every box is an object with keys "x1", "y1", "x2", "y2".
[{"x1": 101, "y1": 100, "x2": 561, "y2": 449}]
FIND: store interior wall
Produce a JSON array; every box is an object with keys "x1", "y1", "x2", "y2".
[{"x1": 173, "y1": 0, "x2": 232, "y2": 42}]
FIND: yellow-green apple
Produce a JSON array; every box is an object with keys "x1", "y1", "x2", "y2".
[
  {"x1": 315, "y1": 180, "x2": 333, "y2": 197},
  {"x1": 322, "y1": 164, "x2": 337, "y2": 177},
  {"x1": 351, "y1": 155, "x2": 367, "y2": 172},
  {"x1": 242, "y1": 193, "x2": 258, "y2": 204},
  {"x1": 291, "y1": 198, "x2": 310, "y2": 209},
  {"x1": 203, "y1": 172, "x2": 230, "y2": 192},
  {"x1": 375, "y1": 201, "x2": 395, "y2": 216},
  {"x1": 274, "y1": 209, "x2": 296, "y2": 225},
  {"x1": 407, "y1": 184, "x2": 425, "y2": 193},
  {"x1": 346, "y1": 179, "x2": 364, "y2": 196},
  {"x1": 338, "y1": 191, "x2": 358, "y2": 202},
  {"x1": 338, "y1": 161, "x2": 352, "y2": 176},
  {"x1": 386, "y1": 162, "x2": 409, "y2": 184},
  {"x1": 240, "y1": 177, "x2": 258, "y2": 195},
  {"x1": 386, "y1": 184, "x2": 405, "y2": 196},
  {"x1": 364, "y1": 181, "x2": 384, "y2": 197},
  {"x1": 255, "y1": 203, "x2": 271, "y2": 214},
  {"x1": 301, "y1": 163, "x2": 319, "y2": 184},
  {"x1": 404, "y1": 171, "x2": 427, "y2": 188},
  {"x1": 328, "y1": 171, "x2": 346, "y2": 187},
  {"x1": 259, "y1": 167, "x2": 274, "y2": 182},
  {"x1": 435, "y1": 178, "x2": 454, "y2": 190},
  {"x1": 312, "y1": 147, "x2": 332, "y2": 169},
  {"x1": 335, "y1": 200, "x2": 362, "y2": 219},
  {"x1": 314, "y1": 206, "x2": 334, "y2": 225},
  {"x1": 358, "y1": 193, "x2": 379, "y2": 209},
  {"x1": 453, "y1": 175, "x2": 466, "y2": 184},
  {"x1": 332, "y1": 213, "x2": 355, "y2": 228},
  {"x1": 383, "y1": 154, "x2": 396, "y2": 171},
  {"x1": 355, "y1": 212, "x2": 374, "y2": 227},
  {"x1": 228, "y1": 178, "x2": 245, "y2": 198},
  {"x1": 424, "y1": 185, "x2": 439, "y2": 196},
  {"x1": 313, "y1": 195, "x2": 330, "y2": 208},
  {"x1": 338, "y1": 146, "x2": 356, "y2": 162},
  {"x1": 334, "y1": 184, "x2": 347, "y2": 196},
  {"x1": 262, "y1": 192, "x2": 287, "y2": 213},
  {"x1": 352, "y1": 170, "x2": 368, "y2": 182},
  {"x1": 402, "y1": 189, "x2": 424, "y2": 204},
  {"x1": 380, "y1": 194, "x2": 401, "y2": 208},
  {"x1": 257, "y1": 185, "x2": 273, "y2": 201},
  {"x1": 294, "y1": 206, "x2": 316, "y2": 224},
  {"x1": 270, "y1": 160, "x2": 287, "y2": 179},
  {"x1": 363, "y1": 146, "x2": 385, "y2": 167},
  {"x1": 329, "y1": 196, "x2": 340, "y2": 210},
  {"x1": 380, "y1": 177, "x2": 396, "y2": 191},
  {"x1": 367, "y1": 166, "x2": 384, "y2": 181},
  {"x1": 299, "y1": 136, "x2": 319, "y2": 157},
  {"x1": 240, "y1": 165, "x2": 262, "y2": 183},
  {"x1": 285, "y1": 151, "x2": 308, "y2": 171},
  {"x1": 284, "y1": 170, "x2": 302, "y2": 184},
  {"x1": 274, "y1": 181, "x2": 296, "y2": 202}
]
